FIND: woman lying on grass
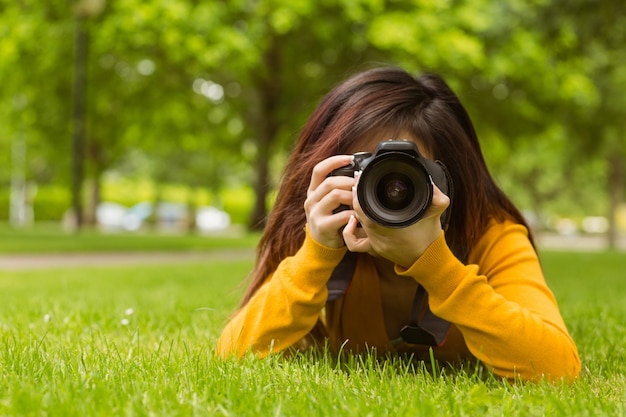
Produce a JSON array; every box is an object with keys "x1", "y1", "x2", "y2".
[{"x1": 217, "y1": 66, "x2": 581, "y2": 382}]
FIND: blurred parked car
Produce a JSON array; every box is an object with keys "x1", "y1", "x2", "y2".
[
  {"x1": 96, "y1": 201, "x2": 230, "y2": 233},
  {"x1": 155, "y1": 202, "x2": 188, "y2": 231},
  {"x1": 196, "y1": 206, "x2": 231, "y2": 232},
  {"x1": 96, "y1": 202, "x2": 129, "y2": 230}
]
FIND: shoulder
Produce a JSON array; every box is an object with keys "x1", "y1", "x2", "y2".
[
  {"x1": 468, "y1": 218, "x2": 539, "y2": 275},
  {"x1": 483, "y1": 218, "x2": 531, "y2": 241},
  {"x1": 476, "y1": 218, "x2": 532, "y2": 249}
]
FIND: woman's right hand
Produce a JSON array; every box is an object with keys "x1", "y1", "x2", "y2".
[{"x1": 304, "y1": 155, "x2": 356, "y2": 248}]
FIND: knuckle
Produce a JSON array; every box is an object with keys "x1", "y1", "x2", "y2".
[
  {"x1": 312, "y1": 162, "x2": 326, "y2": 176},
  {"x1": 328, "y1": 188, "x2": 344, "y2": 200}
]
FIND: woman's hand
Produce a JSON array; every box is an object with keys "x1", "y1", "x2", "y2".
[
  {"x1": 342, "y1": 182, "x2": 450, "y2": 268},
  {"x1": 304, "y1": 155, "x2": 357, "y2": 248}
]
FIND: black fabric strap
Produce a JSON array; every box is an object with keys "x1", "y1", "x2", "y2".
[
  {"x1": 399, "y1": 285, "x2": 451, "y2": 347},
  {"x1": 327, "y1": 251, "x2": 358, "y2": 301}
]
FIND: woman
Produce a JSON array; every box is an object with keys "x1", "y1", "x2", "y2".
[{"x1": 217, "y1": 66, "x2": 581, "y2": 382}]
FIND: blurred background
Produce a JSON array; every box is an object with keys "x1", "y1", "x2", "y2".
[{"x1": 1, "y1": 0, "x2": 624, "y2": 248}]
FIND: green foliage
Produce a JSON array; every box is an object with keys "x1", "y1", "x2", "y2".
[
  {"x1": 221, "y1": 186, "x2": 255, "y2": 225},
  {"x1": 0, "y1": 0, "x2": 624, "y2": 230},
  {"x1": 0, "y1": 193, "x2": 7, "y2": 221},
  {"x1": 31, "y1": 185, "x2": 72, "y2": 221},
  {"x1": 0, "y1": 251, "x2": 624, "y2": 415},
  {"x1": 0, "y1": 185, "x2": 70, "y2": 222}
]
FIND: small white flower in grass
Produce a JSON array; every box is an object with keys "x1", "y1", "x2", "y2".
[
  {"x1": 120, "y1": 318, "x2": 130, "y2": 326},
  {"x1": 125, "y1": 308, "x2": 134, "y2": 316},
  {"x1": 43, "y1": 314, "x2": 52, "y2": 323}
]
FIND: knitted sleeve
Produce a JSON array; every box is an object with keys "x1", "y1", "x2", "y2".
[
  {"x1": 216, "y1": 228, "x2": 346, "y2": 358},
  {"x1": 395, "y1": 221, "x2": 581, "y2": 381}
]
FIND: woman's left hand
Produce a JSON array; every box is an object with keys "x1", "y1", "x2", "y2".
[{"x1": 342, "y1": 182, "x2": 450, "y2": 268}]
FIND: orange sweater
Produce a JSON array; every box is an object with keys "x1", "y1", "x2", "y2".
[{"x1": 217, "y1": 220, "x2": 581, "y2": 381}]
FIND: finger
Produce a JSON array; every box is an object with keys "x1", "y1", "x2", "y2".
[
  {"x1": 351, "y1": 180, "x2": 362, "y2": 215},
  {"x1": 420, "y1": 184, "x2": 450, "y2": 221},
  {"x1": 350, "y1": 182, "x2": 378, "y2": 232},
  {"x1": 313, "y1": 210, "x2": 354, "y2": 235},
  {"x1": 304, "y1": 176, "x2": 355, "y2": 215},
  {"x1": 307, "y1": 155, "x2": 354, "y2": 194},
  {"x1": 307, "y1": 187, "x2": 354, "y2": 217},
  {"x1": 431, "y1": 184, "x2": 451, "y2": 208},
  {"x1": 342, "y1": 215, "x2": 372, "y2": 253}
]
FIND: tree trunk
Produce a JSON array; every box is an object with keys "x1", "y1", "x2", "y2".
[
  {"x1": 248, "y1": 36, "x2": 282, "y2": 231},
  {"x1": 149, "y1": 184, "x2": 163, "y2": 231},
  {"x1": 71, "y1": 17, "x2": 88, "y2": 230},
  {"x1": 187, "y1": 186, "x2": 197, "y2": 234},
  {"x1": 248, "y1": 135, "x2": 272, "y2": 230},
  {"x1": 9, "y1": 134, "x2": 27, "y2": 227},
  {"x1": 607, "y1": 150, "x2": 624, "y2": 249},
  {"x1": 84, "y1": 175, "x2": 100, "y2": 226}
]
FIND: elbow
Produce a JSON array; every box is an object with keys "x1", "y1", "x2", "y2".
[
  {"x1": 490, "y1": 347, "x2": 582, "y2": 383},
  {"x1": 541, "y1": 349, "x2": 582, "y2": 383},
  {"x1": 535, "y1": 336, "x2": 582, "y2": 383}
]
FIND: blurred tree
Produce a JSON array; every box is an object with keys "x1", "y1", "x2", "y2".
[
  {"x1": 519, "y1": 0, "x2": 626, "y2": 246},
  {"x1": 0, "y1": 1, "x2": 75, "y2": 224},
  {"x1": 0, "y1": 0, "x2": 623, "y2": 241},
  {"x1": 82, "y1": 0, "x2": 226, "y2": 225},
  {"x1": 369, "y1": 0, "x2": 625, "y2": 241},
  {"x1": 221, "y1": 0, "x2": 515, "y2": 229},
  {"x1": 453, "y1": 1, "x2": 606, "y2": 224},
  {"x1": 496, "y1": 0, "x2": 625, "y2": 245},
  {"x1": 71, "y1": 0, "x2": 107, "y2": 228},
  {"x1": 210, "y1": 0, "x2": 390, "y2": 229},
  {"x1": 0, "y1": 0, "x2": 247, "y2": 229},
  {"x1": 361, "y1": 0, "x2": 574, "y2": 222}
]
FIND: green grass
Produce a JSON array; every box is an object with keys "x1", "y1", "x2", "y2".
[
  {"x1": 0, "y1": 250, "x2": 625, "y2": 415},
  {"x1": 0, "y1": 223, "x2": 260, "y2": 253}
]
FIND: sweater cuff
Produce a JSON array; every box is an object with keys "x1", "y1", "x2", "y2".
[
  {"x1": 394, "y1": 232, "x2": 466, "y2": 306},
  {"x1": 302, "y1": 225, "x2": 349, "y2": 257},
  {"x1": 286, "y1": 226, "x2": 348, "y2": 290}
]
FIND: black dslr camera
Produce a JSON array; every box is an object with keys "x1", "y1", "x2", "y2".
[{"x1": 330, "y1": 140, "x2": 453, "y2": 228}]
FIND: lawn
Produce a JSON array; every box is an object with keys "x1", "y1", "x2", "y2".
[
  {"x1": 0, "y1": 223, "x2": 260, "y2": 253},
  {"x1": 0, "y1": 244, "x2": 625, "y2": 415}
]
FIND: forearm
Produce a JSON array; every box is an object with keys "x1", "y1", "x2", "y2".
[
  {"x1": 429, "y1": 262, "x2": 579, "y2": 381},
  {"x1": 217, "y1": 231, "x2": 346, "y2": 357},
  {"x1": 396, "y1": 226, "x2": 581, "y2": 381}
]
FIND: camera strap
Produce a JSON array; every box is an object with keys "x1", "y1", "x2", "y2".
[
  {"x1": 397, "y1": 285, "x2": 450, "y2": 346},
  {"x1": 327, "y1": 251, "x2": 358, "y2": 301},
  {"x1": 326, "y1": 251, "x2": 451, "y2": 347}
]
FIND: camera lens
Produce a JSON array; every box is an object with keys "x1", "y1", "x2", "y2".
[
  {"x1": 377, "y1": 173, "x2": 414, "y2": 210},
  {"x1": 358, "y1": 153, "x2": 432, "y2": 228}
]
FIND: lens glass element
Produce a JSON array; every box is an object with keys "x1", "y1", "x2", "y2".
[
  {"x1": 377, "y1": 173, "x2": 415, "y2": 210},
  {"x1": 358, "y1": 153, "x2": 432, "y2": 227}
]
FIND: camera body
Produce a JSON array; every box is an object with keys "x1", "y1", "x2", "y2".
[{"x1": 330, "y1": 140, "x2": 452, "y2": 228}]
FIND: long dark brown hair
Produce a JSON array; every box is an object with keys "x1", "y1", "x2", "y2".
[{"x1": 241, "y1": 66, "x2": 532, "y2": 306}]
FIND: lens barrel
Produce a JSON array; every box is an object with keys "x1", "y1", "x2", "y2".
[
  {"x1": 328, "y1": 140, "x2": 450, "y2": 229},
  {"x1": 357, "y1": 152, "x2": 433, "y2": 228}
]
